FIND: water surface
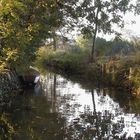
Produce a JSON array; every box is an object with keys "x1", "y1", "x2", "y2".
[{"x1": 1, "y1": 73, "x2": 140, "y2": 140}]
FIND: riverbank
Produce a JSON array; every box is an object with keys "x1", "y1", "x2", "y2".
[
  {"x1": 35, "y1": 47, "x2": 140, "y2": 95},
  {"x1": 0, "y1": 67, "x2": 40, "y2": 94},
  {"x1": 0, "y1": 70, "x2": 21, "y2": 94}
]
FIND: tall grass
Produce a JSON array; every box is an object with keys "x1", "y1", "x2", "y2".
[
  {"x1": 35, "y1": 45, "x2": 140, "y2": 94},
  {"x1": 35, "y1": 46, "x2": 90, "y2": 72}
]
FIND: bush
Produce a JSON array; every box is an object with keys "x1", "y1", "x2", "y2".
[{"x1": 35, "y1": 46, "x2": 90, "y2": 72}]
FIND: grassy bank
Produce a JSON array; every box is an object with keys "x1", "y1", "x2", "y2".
[{"x1": 35, "y1": 46, "x2": 140, "y2": 95}]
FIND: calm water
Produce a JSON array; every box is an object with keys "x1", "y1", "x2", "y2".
[{"x1": 1, "y1": 73, "x2": 140, "y2": 140}]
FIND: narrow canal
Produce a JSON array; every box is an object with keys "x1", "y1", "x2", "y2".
[{"x1": 1, "y1": 72, "x2": 140, "y2": 140}]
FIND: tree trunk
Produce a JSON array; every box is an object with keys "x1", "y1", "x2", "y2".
[
  {"x1": 91, "y1": 4, "x2": 100, "y2": 62},
  {"x1": 91, "y1": 26, "x2": 97, "y2": 62},
  {"x1": 52, "y1": 31, "x2": 57, "y2": 51},
  {"x1": 91, "y1": 89, "x2": 100, "y2": 137},
  {"x1": 53, "y1": 74, "x2": 56, "y2": 99}
]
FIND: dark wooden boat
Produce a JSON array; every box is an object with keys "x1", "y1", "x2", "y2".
[{"x1": 18, "y1": 68, "x2": 40, "y2": 88}]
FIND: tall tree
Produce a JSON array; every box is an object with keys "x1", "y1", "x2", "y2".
[{"x1": 74, "y1": 0, "x2": 134, "y2": 61}]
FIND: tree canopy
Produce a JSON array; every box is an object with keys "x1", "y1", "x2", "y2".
[
  {"x1": 71, "y1": 0, "x2": 136, "y2": 61},
  {"x1": 0, "y1": 0, "x2": 65, "y2": 71}
]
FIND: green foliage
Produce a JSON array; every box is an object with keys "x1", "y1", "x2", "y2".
[
  {"x1": 77, "y1": 0, "x2": 134, "y2": 35},
  {"x1": 75, "y1": 35, "x2": 91, "y2": 48},
  {"x1": 120, "y1": 52, "x2": 140, "y2": 90},
  {"x1": 35, "y1": 40, "x2": 140, "y2": 94},
  {"x1": 95, "y1": 37, "x2": 112, "y2": 56},
  {"x1": 107, "y1": 52, "x2": 140, "y2": 91},
  {"x1": 0, "y1": 0, "x2": 64, "y2": 72},
  {"x1": 129, "y1": 36, "x2": 140, "y2": 51},
  {"x1": 0, "y1": 0, "x2": 137, "y2": 71},
  {"x1": 35, "y1": 45, "x2": 90, "y2": 73},
  {"x1": 68, "y1": 0, "x2": 135, "y2": 60},
  {"x1": 74, "y1": 35, "x2": 136, "y2": 57},
  {"x1": 131, "y1": 67, "x2": 140, "y2": 89},
  {"x1": 0, "y1": 114, "x2": 15, "y2": 140}
]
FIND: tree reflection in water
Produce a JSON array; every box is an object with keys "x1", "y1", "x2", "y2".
[
  {"x1": 48, "y1": 75, "x2": 140, "y2": 140},
  {"x1": 0, "y1": 81, "x2": 66, "y2": 140},
  {"x1": 62, "y1": 88, "x2": 140, "y2": 140},
  {"x1": 1, "y1": 73, "x2": 140, "y2": 140}
]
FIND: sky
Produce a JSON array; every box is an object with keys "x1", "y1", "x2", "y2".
[
  {"x1": 99, "y1": 0, "x2": 140, "y2": 40},
  {"x1": 123, "y1": 13, "x2": 140, "y2": 36},
  {"x1": 100, "y1": 13, "x2": 140, "y2": 40}
]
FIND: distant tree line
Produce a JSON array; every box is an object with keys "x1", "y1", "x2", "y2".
[{"x1": 75, "y1": 35, "x2": 140, "y2": 57}]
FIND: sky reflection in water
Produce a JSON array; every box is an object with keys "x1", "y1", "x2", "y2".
[
  {"x1": 1, "y1": 73, "x2": 140, "y2": 140},
  {"x1": 41, "y1": 74, "x2": 140, "y2": 139}
]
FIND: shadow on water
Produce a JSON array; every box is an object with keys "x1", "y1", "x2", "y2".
[{"x1": 1, "y1": 72, "x2": 140, "y2": 139}]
